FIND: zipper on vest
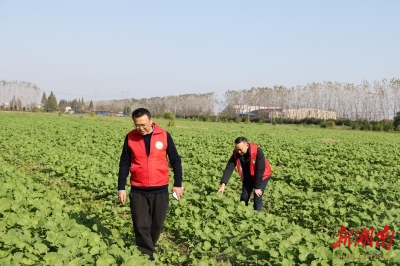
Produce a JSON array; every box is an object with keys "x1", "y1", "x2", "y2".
[{"x1": 147, "y1": 156, "x2": 150, "y2": 186}]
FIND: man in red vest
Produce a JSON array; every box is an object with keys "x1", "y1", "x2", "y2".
[
  {"x1": 218, "y1": 137, "x2": 272, "y2": 211},
  {"x1": 117, "y1": 108, "x2": 183, "y2": 260}
]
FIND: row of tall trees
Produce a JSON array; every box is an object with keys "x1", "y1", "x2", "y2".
[
  {"x1": 57, "y1": 97, "x2": 91, "y2": 113},
  {"x1": 95, "y1": 79, "x2": 399, "y2": 121},
  {"x1": 0, "y1": 80, "x2": 41, "y2": 111},
  {"x1": 131, "y1": 93, "x2": 218, "y2": 117},
  {"x1": 41, "y1": 92, "x2": 58, "y2": 112},
  {"x1": 2, "y1": 78, "x2": 399, "y2": 121},
  {"x1": 1, "y1": 80, "x2": 95, "y2": 113},
  {"x1": 222, "y1": 78, "x2": 400, "y2": 121},
  {"x1": 95, "y1": 93, "x2": 218, "y2": 117}
]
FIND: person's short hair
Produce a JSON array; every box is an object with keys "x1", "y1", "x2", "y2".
[
  {"x1": 132, "y1": 108, "x2": 152, "y2": 119},
  {"x1": 235, "y1": 137, "x2": 248, "y2": 144}
]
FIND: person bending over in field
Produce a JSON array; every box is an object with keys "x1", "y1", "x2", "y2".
[
  {"x1": 117, "y1": 108, "x2": 183, "y2": 260},
  {"x1": 217, "y1": 137, "x2": 272, "y2": 211}
]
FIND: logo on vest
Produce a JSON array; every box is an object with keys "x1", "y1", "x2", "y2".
[{"x1": 155, "y1": 141, "x2": 164, "y2": 150}]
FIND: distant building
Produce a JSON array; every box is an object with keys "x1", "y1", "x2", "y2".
[
  {"x1": 234, "y1": 104, "x2": 337, "y2": 120},
  {"x1": 234, "y1": 105, "x2": 281, "y2": 115},
  {"x1": 96, "y1": 110, "x2": 110, "y2": 116},
  {"x1": 251, "y1": 108, "x2": 284, "y2": 119},
  {"x1": 283, "y1": 108, "x2": 337, "y2": 120}
]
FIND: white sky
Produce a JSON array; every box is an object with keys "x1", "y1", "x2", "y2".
[{"x1": 1, "y1": 0, "x2": 399, "y2": 102}]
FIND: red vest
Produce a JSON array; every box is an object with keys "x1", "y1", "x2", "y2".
[
  {"x1": 127, "y1": 123, "x2": 169, "y2": 187},
  {"x1": 234, "y1": 143, "x2": 272, "y2": 181}
]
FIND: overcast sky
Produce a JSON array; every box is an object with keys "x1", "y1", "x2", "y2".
[{"x1": 1, "y1": 0, "x2": 399, "y2": 102}]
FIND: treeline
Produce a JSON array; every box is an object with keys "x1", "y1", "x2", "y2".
[
  {"x1": 95, "y1": 78, "x2": 400, "y2": 121},
  {"x1": 0, "y1": 81, "x2": 96, "y2": 113},
  {"x1": 40, "y1": 91, "x2": 95, "y2": 113},
  {"x1": 95, "y1": 93, "x2": 218, "y2": 117},
  {"x1": 170, "y1": 112, "x2": 400, "y2": 132},
  {"x1": 2, "y1": 78, "x2": 400, "y2": 123},
  {"x1": 0, "y1": 80, "x2": 41, "y2": 111},
  {"x1": 57, "y1": 97, "x2": 94, "y2": 113},
  {"x1": 221, "y1": 78, "x2": 400, "y2": 121}
]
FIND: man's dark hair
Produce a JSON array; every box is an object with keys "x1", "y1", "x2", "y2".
[
  {"x1": 132, "y1": 108, "x2": 152, "y2": 119},
  {"x1": 235, "y1": 137, "x2": 248, "y2": 144}
]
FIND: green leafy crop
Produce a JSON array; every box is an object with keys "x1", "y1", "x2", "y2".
[{"x1": 0, "y1": 112, "x2": 399, "y2": 265}]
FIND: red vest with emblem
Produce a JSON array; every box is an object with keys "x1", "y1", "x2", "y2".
[
  {"x1": 127, "y1": 123, "x2": 169, "y2": 187},
  {"x1": 233, "y1": 143, "x2": 272, "y2": 181}
]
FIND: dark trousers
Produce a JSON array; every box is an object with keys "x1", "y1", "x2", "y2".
[
  {"x1": 129, "y1": 191, "x2": 169, "y2": 256},
  {"x1": 240, "y1": 177, "x2": 270, "y2": 211}
]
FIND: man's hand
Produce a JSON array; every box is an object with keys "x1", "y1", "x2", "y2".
[
  {"x1": 254, "y1": 189, "x2": 262, "y2": 197},
  {"x1": 173, "y1": 187, "x2": 184, "y2": 200},
  {"x1": 118, "y1": 191, "x2": 126, "y2": 205},
  {"x1": 218, "y1": 183, "x2": 226, "y2": 194}
]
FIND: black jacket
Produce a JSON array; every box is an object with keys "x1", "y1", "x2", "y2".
[{"x1": 220, "y1": 147, "x2": 265, "y2": 189}]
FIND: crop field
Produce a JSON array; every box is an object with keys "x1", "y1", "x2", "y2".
[{"x1": 0, "y1": 112, "x2": 400, "y2": 265}]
